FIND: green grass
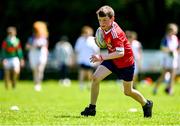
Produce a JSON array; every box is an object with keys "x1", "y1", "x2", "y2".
[{"x1": 0, "y1": 80, "x2": 180, "y2": 125}]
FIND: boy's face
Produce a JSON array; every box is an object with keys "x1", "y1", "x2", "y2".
[
  {"x1": 7, "y1": 29, "x2": 16, "y2": 36},
  {"x1": 97, "y1": 15, "x2": 114, "y2": 31},
  {"x1": 167, "y1": 29, "x2": 177, "y2": 36}
]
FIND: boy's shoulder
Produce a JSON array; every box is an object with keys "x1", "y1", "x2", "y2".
[{"x1": 111, "y1": 22, "x2": 126, "y2": 39}]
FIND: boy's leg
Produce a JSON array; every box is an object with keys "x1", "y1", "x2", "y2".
[
  {"x1": 91, "y1": 65, "x2": 111, "y2": 105},
  {"x1": 166, "y1": 69, "x2": 176, "y2": 95},
  {"x1": 12, "y1": 65, "x2": 20, "y2": 89},
  {"x1": 86, "y1": 70, "x2": 93, "y2": 90},
  {"x1": 4, "y1": 70, "x2": 10, "y2": 89},
  {"x1": 12, "y1": 70, "x2": 19, "y2": 89},
  {"x1": 38, "y1": 64, "x2": 45, "y2": 83},
  {"x1": 81, "y1": 65, "x2": 112, "y2": 116},
  {"x1": 79, "y1": 69, "x2": 85, "y2": 90},
  {"x1": 132, "y1": 74, "x2": 138, "y2": 89},
  {"x1": 34, "y1": 64, "x2": 46, "y2": 91},
  {"x1": 123, "y1": 81, "x2": 153, "y2": 117},
  {"x1": 123, "y1": 81, "x2": 147, "y2": 105},
  {"x1": 33, "y1": 68, "x2": 41, "y2": 91},
  {"x1": 153, "y1": 70, "x2": 166, "y2": 95}
]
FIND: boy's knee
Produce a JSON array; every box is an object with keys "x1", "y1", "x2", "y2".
[
  {"x1": 92, "y1": 75, "x2": 100, "y2": 84},
  {"x1": 124, "y1": 90, "x2": 132, "y2": 96}
]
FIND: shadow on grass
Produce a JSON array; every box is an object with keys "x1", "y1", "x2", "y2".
[{"x1": 54, "y1": 115, "x2": 82, "y2": 118}]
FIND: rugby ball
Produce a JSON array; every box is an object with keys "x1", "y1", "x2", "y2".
[{"x1": 95, "y1": 28, "x2": 107, "y2": 48}]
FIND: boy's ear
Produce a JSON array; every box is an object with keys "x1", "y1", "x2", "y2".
[{"x1": 111, "y1": 16, "x2": 115, "y2": 21}]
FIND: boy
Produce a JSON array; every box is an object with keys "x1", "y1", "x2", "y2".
[
  {"x1": 75, "y1": 26, "x2": 100, "y2": 90},
  {"x1": 126, "y1": 30, "x2": 143, "y2": 89},
  {"x1": 80, "y1": 5, "x2": 153, "y2": 118},
  {"x1": 153, "y1": 23, "x2": 179, "y2": 95},
  {"x1": 26, "y1": 21, "x2": 49, "y2": 91},
  {"x1": 1, "y1": 26, "x2": 24, "y2": 89}
]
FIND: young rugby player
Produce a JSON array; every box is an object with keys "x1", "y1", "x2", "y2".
[
  {"x1": 153, "y1": 23, "x2": 179, "y2": 95},
  {"x1": 1, "y1": 26, "x2": 24, "y2": 89},
  {"x1": 26, "y1": 21, "x2": 49, "y2": 91},
  {"x1": 75, "y1": 26, "x2": 100, "y2": 90},
  {"x1": 80, "y1": 5, "x2": 153, "y2": 118},
  {"x1": 126, "y1": 30, "x2": 143, "y2": 89}
]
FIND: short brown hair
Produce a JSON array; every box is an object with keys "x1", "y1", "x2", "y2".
[
  {"x1": 166, "y1": 23, "x2": 178, "y2": 35},
  {"x1": 96, "y1": 5, "x2": 115, "y2": 18},
  {"x1": 81, "y1": 26, "x2": 94, "y2": 36},
  {"x1": 126, "y1": 30, "x2": 137, "y2": 40},
  {"x1": 7, "y1": 26, "x2": 17, "y2": 35}
]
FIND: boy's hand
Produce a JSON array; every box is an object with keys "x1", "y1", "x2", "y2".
[
  {"x1": 20, "y1": 59, "x2": 25, "y2": 68},
  {"x1": 90, "y1": 54, "x2": 103, "y2": 63}
]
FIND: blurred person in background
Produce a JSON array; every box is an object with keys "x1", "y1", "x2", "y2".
[
  {"x1": 26, "y1": 21, "x2": 49, "y2": 91},
  {"x1": 75, "y1": 26, "x2": 100, "y2": 90},
  {"x1": 1, "y1": 26, "x2": 24, "y2": 89},
  {"x1": 126, "y1": 30, "x2": 143, "y2": 89},
  {"x1": 177, "y1": 42, "x2": 180, "y2": 81},
  {"x1": 54, "y1": 35, "x2": 75, "y2": 86},
  {"x1": 153, "y1": 23, "x2": 179, "y2": 95}
]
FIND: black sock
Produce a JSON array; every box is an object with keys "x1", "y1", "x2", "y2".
[
  {"x1": 89, "y1": 104, "x2": 96, "y2": 109},
  {"x1": 143, "y1": 100, "x2": 150, "y2": 108}
]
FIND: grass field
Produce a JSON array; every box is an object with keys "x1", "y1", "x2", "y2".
[{"x1": 0, "y1": 80, "x2": 180, "y2": 125}]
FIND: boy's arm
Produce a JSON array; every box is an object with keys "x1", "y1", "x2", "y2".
[
  {"x1": 101, "y1": 48, "x2": 124, "y2": 60},
  {"x1": 90, "y1": 47, "x2": 124, "y2": 63},
  {"x1": 16, "y1": 42, "x2": 25, "y2": 67}
]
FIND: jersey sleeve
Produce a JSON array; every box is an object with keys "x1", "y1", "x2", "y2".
[
  {"x1": 160, "y1": 37, "x2": 167, "y2": 48},
  {"x1": 1, "y1": 41, "x2": 7, "y2": 59}
]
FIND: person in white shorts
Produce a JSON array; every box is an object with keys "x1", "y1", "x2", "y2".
[
  {"x1": 26, "y1": 21, "x2": 49, "y2": 91},
  {"x1": 126, "y1": 30, "x2": 143, "y2": 89},
  {"x1": 1, "y1": 26, "x2": 24, "y2": 89},
  {"x1": 153, "y1": 23, "x2": 179, "y2": 95},
  {"x1": 75, "y1": 26, "x2": 100, "y2": 90}
]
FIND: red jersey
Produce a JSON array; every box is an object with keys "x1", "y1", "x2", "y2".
[{"x1": 102, "y1": 22, "x2": 134, "y2": 68}]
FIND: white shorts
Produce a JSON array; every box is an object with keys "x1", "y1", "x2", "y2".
[
  {"x1": 162, "y1": 54, "x2": 178, "y2": 69},
  {"x1": 134, "y1": 60, "x2": 139, "y2": 75},
  {"x1": 28, "y1": 49, "x2": 48, "y2": 69},
  {"x1": 3, "y1": 57, "x2": 20, "y2": 72}
]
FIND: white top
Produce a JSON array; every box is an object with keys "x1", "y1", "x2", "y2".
[
  {"x1": 161, "y1": 35, "x2": 179, "y2": 69},
  {"x1": 54, "y1": 41, "x2": 74, "y2": 65},
  {"x1": 75, "y1": 36, "x2": 100, "y2": 67},
  {"x1": 27, "y1": 37, "x2": 48, "y2": 68},
  {"x1": 131, "y1": 40, "x2": 142, "y2": 61}
]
